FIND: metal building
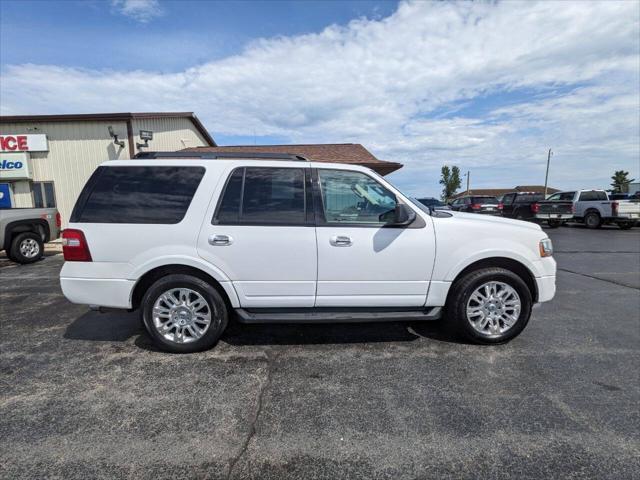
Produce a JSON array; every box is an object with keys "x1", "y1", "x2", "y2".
[{"x1": 0, "y1": 112, "x2": 215, "y2": 225}]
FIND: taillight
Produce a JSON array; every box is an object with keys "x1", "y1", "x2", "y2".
[
  {"x1": 61, "y1": 229, "x2": 92, "y2": 262},
  {"x1": 497, "y1": 203, "x2": 504, "y2": 210},
  {"x1": 471, "y1": 203, "x2": 481, "y2": 210},
  {"x1": 55, "y1": 212, "x2": 62, "y2": 228},
  {"x1": 611, "y1": 201, "x2": 618, "y2": 217},
  {"x1": 571, "y1": 203, "x2": 576, "y2": 214},
  {"x1": 531, "y1": 203, "x2": 540, "y2": 213}
]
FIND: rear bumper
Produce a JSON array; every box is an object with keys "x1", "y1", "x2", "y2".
[
  {"x1": 535, "y1": 275, "x2": 556, "y2": 303},
  {"x1": 60, "y1": 277, "x2": 134, "y2": 309},
  {"x1": 535, "y1": 214, "x2": 573, "y2": 220}
]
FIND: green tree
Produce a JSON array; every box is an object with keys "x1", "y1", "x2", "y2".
[
  {"x1": 610, "y1": 170, "x2": 635, "y2": 193},
  {"x1": 439, "y1": 165, "x2": 462, "y2": 201}
]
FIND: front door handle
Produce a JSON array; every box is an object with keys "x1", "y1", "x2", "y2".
[
  {"x1": 208, "y1": 234, "x2": 233, "y2": 246},
  {"x1": 330, "y1": 235, "x2": 352, "y2": 247}
]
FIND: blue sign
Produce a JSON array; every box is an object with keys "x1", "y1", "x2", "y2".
[
  {"x1": 0, "y1": 183, "x2": 11, "y2": 208},
  {"x1": 0, "y1": 159, "x2": 24, "y2": 170}
]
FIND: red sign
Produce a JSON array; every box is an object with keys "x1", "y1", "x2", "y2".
[{"x1": 0, "y1": 134, "x2": 48, "y2": 152}]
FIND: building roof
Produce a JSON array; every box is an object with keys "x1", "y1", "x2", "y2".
[
  {"x1": 182, "y1": 143, "x2": 402, "y2": 176},
  {"x1": 452, "y1": 185, "x2": 561, "y2": 199},
  {"x1": 0, "y1": 112, "x2": 216, "y2": 147}
]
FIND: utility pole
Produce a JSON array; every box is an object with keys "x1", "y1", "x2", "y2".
[
  {"x1": 544, "y1": 148, "x2": 553, "y2": 197},
  {"x1": 466, "y1": 170, "x2": 470, "y2": 193}
]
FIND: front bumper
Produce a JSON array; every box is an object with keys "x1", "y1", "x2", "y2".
[{"x1": 535, "y1": 275, "x2": 556, "y2": 303}]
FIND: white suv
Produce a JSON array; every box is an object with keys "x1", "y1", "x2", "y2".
[{"x1": 60, "y1": 152, "x2": 556, "y2": 352}]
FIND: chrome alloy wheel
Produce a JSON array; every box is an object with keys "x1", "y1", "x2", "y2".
[
  {"x1": 466, "y1": 281, "x2": 521, "y2": 336},
  {"x1": 20, "y1": 238, "x2": 40, "y2": 258},
  {"x1": 152, "y1": 288, "x2": 213, "y2": 344}
]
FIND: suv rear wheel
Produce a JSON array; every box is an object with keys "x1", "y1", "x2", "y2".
[
  {"x1": 141, "y1": 274, "x2": 228, "y2": 353},
  {"x1": 446, "y1": 267, "x2": 532, "y2": 344},
  {"x1": 10, "y1": 232, "x2": 44, "y2": 264}
]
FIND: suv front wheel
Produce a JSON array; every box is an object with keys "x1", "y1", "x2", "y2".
[
  {"x1": 141, "y1": 274, "x2": 228, "y2": 353},
  {"x1": 446, "y1": 267, "x2": 532, "y2": 344}
]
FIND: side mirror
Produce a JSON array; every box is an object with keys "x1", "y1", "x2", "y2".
[{"x1": 396, "y1": 203, "x2": 417, "y2": 225}]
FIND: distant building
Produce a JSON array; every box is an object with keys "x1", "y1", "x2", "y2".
[
  {"x1": 451, "y1": 185, "x2": 561, "y2": 199},
  {"x1": 1, "y1": 113, "x2": 403, "y2": 226},
  {"x1": 181, "y1": 143, "x2": 402, "y2": 176}
]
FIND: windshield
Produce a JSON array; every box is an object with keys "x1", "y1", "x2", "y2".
[
  {"x1": 416, "y1": 198, "x2": 445, "y2": 207},
  {"x1": 409, "y1": 197, "x2": 432, "y2": 214}
]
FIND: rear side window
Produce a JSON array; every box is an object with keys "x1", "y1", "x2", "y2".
[
  {"x1": 472, "y1": 196, "x2": 499, "y2": 204},
  {"x1": 214, "y1": 167, "x2": 307, "y2": 225},
  {"x1": 579, "y1": 191, "x2": 607, "y2": 201},
  {"x1": 71, "y1": 166, "x2": 205, "y2": 224}
]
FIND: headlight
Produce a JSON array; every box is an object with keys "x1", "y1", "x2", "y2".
[{"x1": 539, "y1": 238, "x2": 553, "y2": 257}]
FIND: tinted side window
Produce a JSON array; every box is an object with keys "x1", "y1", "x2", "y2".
[
  {"x1": 502, "y1": 194, "x2": 515, "y2": 205},
  {"x1": 72, "y1": 166, "x2": 204, "y2": 224},
  {"x1": 216, "y1": 169, "x2": 243, "y2": 223},
  {"x1": 214, "y1": 167, "x2": 306, "y2": 224},
  {"x1": 579, "y1": 191, "x2": 603, "y2": 201},
  {"x1": 516, "y1": 194, "x2": 543, "y2": 203}
]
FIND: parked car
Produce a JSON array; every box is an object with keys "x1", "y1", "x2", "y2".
[
  {"x1": 548, "y1": 189, "x2": 640, "y2": 229},
  {"x1": 449, "y1": 195, "x2": 502, "y2": 215},
  {"x1": 500, "y1": 192, "x2": 573, "y2": 228},
  {"x1": 415, "y1": 197, "x2": 451, "y2": 210},
  {"x1": 0, "y1": 207, "x2": 61, "y2": 263},
  {"x1": 60, "y1": 153, "x2": 556, "y2": 352}
]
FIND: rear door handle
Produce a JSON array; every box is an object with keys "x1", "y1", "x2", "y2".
[
  {"x1": 208, "y1": 234, "x2": 233, "y2": 246},
  {"x1": 330, "y1": 235, "x2": 352, "y2": 247}
]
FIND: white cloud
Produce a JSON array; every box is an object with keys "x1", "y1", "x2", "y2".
[
  {"x1": 111, "y1": 0, "x2": 163, "y2": 23},
  {"x1": 1, "y1": 0, "x2": 638, "y2": 195}
]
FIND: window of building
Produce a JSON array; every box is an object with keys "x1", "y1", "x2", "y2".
[
  {"x1": 318, "y1": 169, "x2": 397, "y2": 224},
  {"x1": 214, "y1": 167, "x2": 306, "y2": 225},
  {"x1": 32, "y1": 182, "x2": 56, "y2": 208}
]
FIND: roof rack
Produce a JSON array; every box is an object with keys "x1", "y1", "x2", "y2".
[{"x1": 134, "y1": 151, "x2": 309, "y2": 161}]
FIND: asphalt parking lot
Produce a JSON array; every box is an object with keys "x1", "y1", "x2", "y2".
[{"x1": 1, "y1": 225, "x2": 638, "y2": 479}]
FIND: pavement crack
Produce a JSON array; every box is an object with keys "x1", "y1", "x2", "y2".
[
  {"x1": 225, "y1": 350, "x2": 276, "y2": 480},
  {"x1": 558, "y1": 267, "x2": 640, "y2": 290}
]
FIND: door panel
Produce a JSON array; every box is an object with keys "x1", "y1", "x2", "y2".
[
  {"x1": 198, "y1": 165, "x2": 317, "y2": 307},
  {"x1": 314, "y1": 168, "x2": 435, "y2": 307},
  {"x1": 315, "y1": 226, "x2": 434, "y2": 306},
  {"x1": 198, "y1": 225, "x2": 317, "y2": 307}
]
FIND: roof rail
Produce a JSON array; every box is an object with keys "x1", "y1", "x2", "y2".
[{"x1": 133, "y1": 151, "x2": 309, "y2": 161}]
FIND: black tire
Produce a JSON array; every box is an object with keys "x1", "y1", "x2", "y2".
[
  {"x1": 617, "y1": 221, "x2": 633, "y2": 230},
  {"x1": 547, "y1": 219, "x2": 562, "y2": 228},
  {"x1": 445, "y1": 267, "x2": 533, "y2": 344},
  {"x1": 141, "y1": 274, "x2": 228, "y2": 353},
  {"x1": 9, "y1": 232, "x2": 44, "y2": 264},
  {"x1": 584, "y1": 211, "x2": 602, "y2": 229}
]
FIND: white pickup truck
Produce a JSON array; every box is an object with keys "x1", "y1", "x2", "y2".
[
  {"x1": 547, "y1": 190, "x2": 640, "y2": 229},
  {"x1": 60, "y1": 152, "x2": 556, "y2": 352}
]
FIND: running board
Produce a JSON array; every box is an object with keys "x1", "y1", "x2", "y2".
[{"x1": 235, "y1": 307, "x2": 442, "y2": 324}]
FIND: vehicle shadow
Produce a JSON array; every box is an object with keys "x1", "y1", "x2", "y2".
[
  {"x1": 64, "y1": 310, "x2": 143, "y2": 342},
  {"x1": 64, "y1": 310, "x2": 468, "y2": 350}
]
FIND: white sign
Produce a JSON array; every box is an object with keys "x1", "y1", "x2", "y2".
[
  {"x1": 0, "y1": 152, "x2": 32, "y2": 180},
  {"x1": 0, "y1": 134, "x2": 48, "y2": 152}
]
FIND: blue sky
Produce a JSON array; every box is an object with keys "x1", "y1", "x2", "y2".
[{"x1": 1, "y1": 0, "x2": 639, "y2": 197}]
